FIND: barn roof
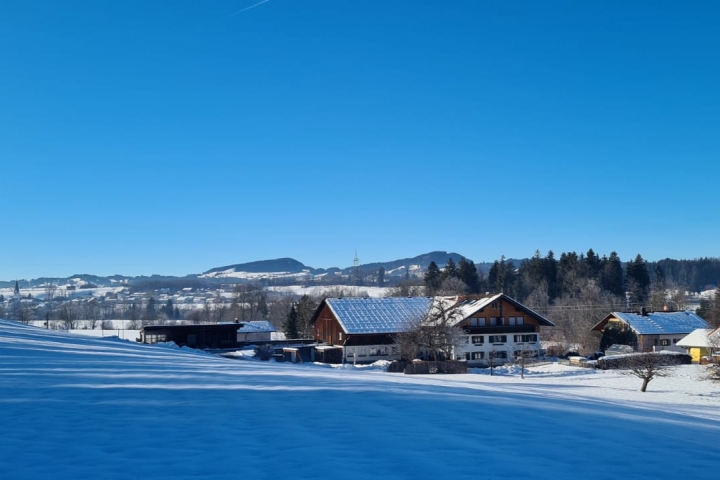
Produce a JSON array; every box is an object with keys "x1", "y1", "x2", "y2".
[
  {"x1": 594, "y1": 311, "x2": 708, "y2": 335},
  {"x1": 325, "y1": 297, "x2": 433, "y2": 334}
]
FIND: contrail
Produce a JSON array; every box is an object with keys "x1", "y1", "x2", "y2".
[{"x1": 231, "y1": 0, "x2": 270, "y2": 15}]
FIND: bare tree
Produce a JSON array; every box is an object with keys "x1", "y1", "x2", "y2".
[
  {"x1": 394, "y1": 299, "x2": 465, "y2": 361},
  {"x1": 58, "y1": 302, "x2": 80, "y2": 330},
  {"x1": 232, "y1": 284, "x2": 268, "y2": 321},
  {"x1": 514, "y1": 344, "x2": 538, "y2": 379},
  {"x1": 16, "y1": 306, "x2": 34, "y2": 324},
  {"x1": 487, "y1": 348, "x2": 500, "y2": 376},
  {"x1": 85, "y1": 300, "x2": 102, "y2": 329},
  {"x1": 266, "y1": 295, "x2": 295, "y2": 331},
  {"x1": 437, "y1": 277, "x2": 469, "y2": 296},
  {"x1": 617, "y1": 353, "x2": 684, "y2": 392},
  {"x1": 385, "y1": 279, "x2": 424, "y2": 298}
]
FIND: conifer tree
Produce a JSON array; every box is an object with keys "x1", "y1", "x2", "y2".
[
  {"x1": 626, "y1": 254, "x2": 651, "y2": 306},
  {"x1": 442, "y1": 258, "x2": 459, "y2": 281},
  {"x1": 600, "y1": 252, "x2": 624, "y2": 297},
  {"x1": 424, "y1": 261, "x2": 442, "y2": 295},
  {"x1": 458, "y1": 258, "x2": 480, "y2": 294},
  {"x1": 283, "y1": 305, "x2": 299, "y2": 339}
]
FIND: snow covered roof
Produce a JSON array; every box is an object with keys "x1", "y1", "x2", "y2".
[
  {"x1": 325, "y1": 297, "x2": 432, "y2": 334},
  {"x1": 436, "y1": 293, "x2": 555, "y2": 327},
  {"x1": 236, "y1": 320, "x2": 275, "y2": 333},
  {"x1": 601, "y1": 311, "x2": 708, "y2": 335},
  {"x1": 676, "y1": 328, "x2": 718, "y2": 348}
]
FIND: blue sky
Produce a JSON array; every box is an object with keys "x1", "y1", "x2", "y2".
[{"x1": 1, "y1": 1, "x2": 719, "y2": 280}]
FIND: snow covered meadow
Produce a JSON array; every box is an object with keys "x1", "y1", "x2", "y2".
[{"x1": 1, "y1": 319, "x2": 718, "y2": 479}]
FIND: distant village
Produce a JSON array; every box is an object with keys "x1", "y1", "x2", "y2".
[{"x1": 2, "y1": 252, "x2": 719, "y2": 378}]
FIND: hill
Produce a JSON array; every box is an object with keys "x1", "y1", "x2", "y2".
[{"x1": 0, "y1": 319, "x2": 718, "y2": 479}]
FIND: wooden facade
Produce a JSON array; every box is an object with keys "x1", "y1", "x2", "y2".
[{"x1": 452, "y1": 294, "x2": 554, "y2": 366}]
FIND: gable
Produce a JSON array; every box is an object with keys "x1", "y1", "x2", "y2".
[{"x1": 446, "y1": 293, "x2": 555, "y2": 327}]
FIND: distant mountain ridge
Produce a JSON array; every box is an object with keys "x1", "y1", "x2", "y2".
[{"x1": 1, "y1": 251, "x2": 489, "y2": 287}]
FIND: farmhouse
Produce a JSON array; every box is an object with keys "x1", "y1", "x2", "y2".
[
  {"x1": 447, "y1": 293, "x2": 555, "y2": 366},
  {"x1": 311, "y1": 294, "x2": 554, "y2": 365},
  {"x1": 590, "y1": 309, "x2": 708, "y2": 353}
]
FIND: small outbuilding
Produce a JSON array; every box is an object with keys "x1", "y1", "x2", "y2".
[
  {"x1": 139, "y1": 323, "x2": 240, "y2": 349},
  {"x1": 676, "y1": 328, "x2": 720, "y2": 363}
]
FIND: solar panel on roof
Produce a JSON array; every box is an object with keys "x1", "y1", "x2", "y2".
[
  {"x1": 615, "y1": 311, "x2": 708, "y2": 335},
  {"x1": 327, "y1": 297, "x2": 432, "y2": 334}
]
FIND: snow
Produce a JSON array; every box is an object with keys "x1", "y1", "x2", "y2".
[{"x1": 1, "y1": 319, "x2": 719, "y2": 479}]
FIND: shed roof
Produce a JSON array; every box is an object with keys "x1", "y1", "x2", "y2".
[
  {"x1": 236, "y1": 320, "x2": 275, "y2": 333},
  {"x1": 676, "y1": 328, "x2": 719, "y2": 348},
  {"x1": 325, "y1": 297, "x2": 432, "y2": 334},
  {"x1": 596, "y1": 311, "x2": 708, "y2": 335}
]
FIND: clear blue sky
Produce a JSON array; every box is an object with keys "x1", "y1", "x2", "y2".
[{"x1": 1, "y1": 1, "x2": 719, "y2": 280}]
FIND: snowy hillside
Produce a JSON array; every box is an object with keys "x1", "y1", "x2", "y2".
[{"x1": 0, "y1": 319, "x2": 718, "y2": 479}]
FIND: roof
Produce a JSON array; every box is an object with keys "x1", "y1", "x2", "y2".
[
  {"x1": 437, "y1": 293, "x2": 555, "y2": 327},
  {"x1": 324, "y1": 297, "x2": 433, "y2": 334},
  {"x1": 141, "y1": 323, "x2": 240, "y2": 332},
  {"x1": 676, "y1": 328, "x2": 719, "y2": 348},
  {"x1": 596, "y1": 311, "x2": 708, "y2": 335},
  {"x1": 236, "y1": 320, "x2": 275, "y2": 333}
]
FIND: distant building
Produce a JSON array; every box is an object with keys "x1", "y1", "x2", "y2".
[
  {"x1": 591, "y1": 309, "x2": 708, "y2": 353},
  {"x1": 139, "y1": 321, "x2": 275, "y2": 350}
]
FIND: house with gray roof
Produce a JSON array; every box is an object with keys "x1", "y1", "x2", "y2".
[{"x1": 591, "y1": 309, "x2": 708, "y2": 353}]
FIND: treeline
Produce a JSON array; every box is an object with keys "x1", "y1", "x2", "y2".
[{"x1": 421, "y1": 249, "x2": 720, "y2": 353}]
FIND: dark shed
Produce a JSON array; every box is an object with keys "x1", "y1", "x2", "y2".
[{"x1": 139, "y1": 323, "x2": 239, "y2": 349}]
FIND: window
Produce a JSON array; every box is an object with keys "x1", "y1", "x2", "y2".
[
  {"x1": 338, "y1": 332, "x2": 343, "y2": 341},
  {"x1": 516, "y1": 317, "x2": 524, "y2": 325},
  {"x1": 673, "y1": 338, "x2": 681, "y2": 344},
  {"x1": 471, "y1": 335, "x2": 484, "y2": 345},
  {"x1": 490, "y1": 351, "x2": 507, "y2": 359},
  {"x1": 508, "y1": 317, "x2": 516, "y2": 326},
  {"x1": 491, "y1": 302, "x2": 498, "y2": 308},
  {"x1": 471, "y1": 352, "x2": 485, "y2": 360},
  {"x1": 489, "y1": 335, "x2": 507, "y2": 344},
  {"x1": 490, "y1": 317, "x2": 498, "y2": 326},
  {"x1": 471, "y1": 318, "x2": 478, "y2": 326},
  {"x1": 478, "y1": 317, "x2": 486, "y2": 326},
  {"x1": 514, "y1": 334, "x2": 537, "y2": 343},
  {"x1": 660, "y1": 339, "x2": 671, "y2": 346}
]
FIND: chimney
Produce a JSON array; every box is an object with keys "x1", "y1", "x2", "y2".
[{"x1": 640, "y1": 307, "x2": 647, "y2": 316}]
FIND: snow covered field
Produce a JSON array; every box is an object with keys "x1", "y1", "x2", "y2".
[{"x1": 0, "y1": 319, "x2": 718, "y2": 479}]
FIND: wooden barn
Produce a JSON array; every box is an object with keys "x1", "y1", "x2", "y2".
[{"x1": 311, "y1": 297, "x2": 433, "y2": 364}]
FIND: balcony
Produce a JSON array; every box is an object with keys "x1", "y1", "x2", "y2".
[{"x1": 463, "y1": 325, "x2": 536, "y2": 335}]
